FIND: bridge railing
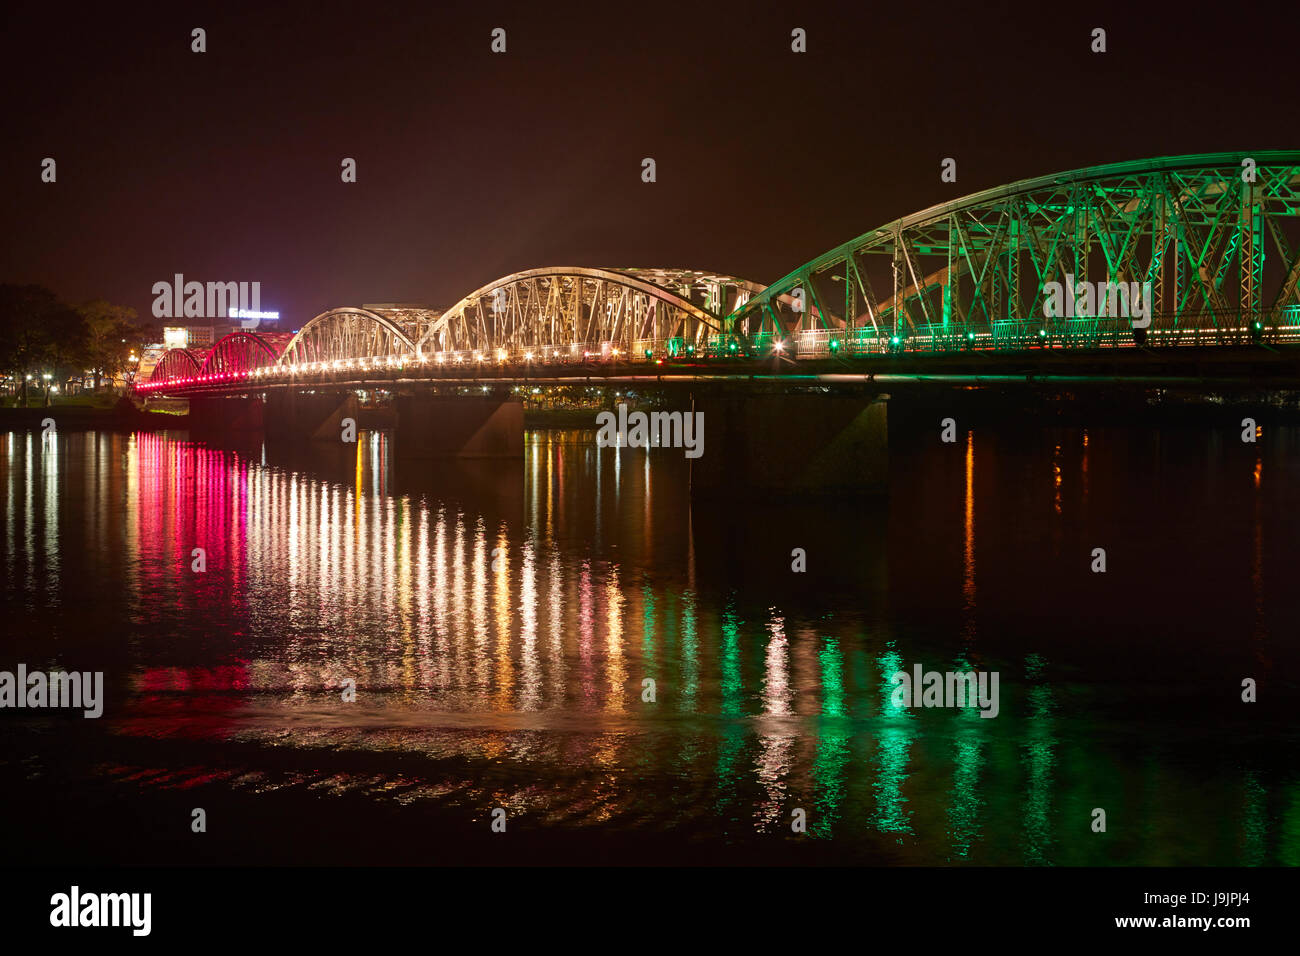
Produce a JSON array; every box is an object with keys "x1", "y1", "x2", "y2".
[{"x1": 135, "y1": 306, "x2": 1300, "y2": 393}]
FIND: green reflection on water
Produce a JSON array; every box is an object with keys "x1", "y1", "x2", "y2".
[
  {"x1": 812, "y1": 635, "x2": 849, "y2": 838},
  {"x1": 680, "y1": 590, "x2": 698, "y2": 711},
  {"x1": 946, "y1": 654, "x2": 985, "y2": 860},
  {"x1": 874, "y1": 648, "x2": 914, "y2": 838},
  {"x1": 714, "y1": 601, "x2": 745, "y2": 823},
  {"x1": 1021, "y1": 653, "x2": 1056, "y2": 866}
]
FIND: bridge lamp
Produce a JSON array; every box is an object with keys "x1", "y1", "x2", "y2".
[
  {"x1": 773, "y1": 341, "x2": 784, "y2": 353},
  {"x1": 497, "y1": 350, "x2": 507, "y2": 362},
  {"x1": 828, "y1": 339, "x2": 840, "y2": 352},
  {"x1": 436, "y1": 353, "x2": 445, "y2": 364},
  {"x1": 524, "y1": 352, "x2": 534, "y2": 361},
  {"x1": 1039, "y1": 329, "x2": 1047, "y2": 337},
  {"x1": 890, "y1": 336, "x2": 900, "y2": 345}
]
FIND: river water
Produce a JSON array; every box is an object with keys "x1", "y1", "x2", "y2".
[{"x1": 2, "y1": 422, "x2": 1297, "y2": 865}]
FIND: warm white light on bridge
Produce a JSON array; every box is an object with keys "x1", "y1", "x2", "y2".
[{"x1": 524, "y1": 352, "x2": 533, "y2": 361}]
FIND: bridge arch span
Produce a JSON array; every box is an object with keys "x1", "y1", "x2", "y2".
[
  {"x1": 279, "y1": 307, "x2": 418, "y2": 367},
  {"x1": 416, "y1": 266, "x2": 764, "y2": 357},
  {"x1": 148, "y1": 348, "x2": 205, "y2": 385},
  {"x1": 202, "y1": 330, "x2": 291, "y2": 377},
  {"x1": 732, "y1": 150, "x2": 1300, "y2": 352}
]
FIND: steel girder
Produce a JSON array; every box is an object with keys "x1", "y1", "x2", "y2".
[
  {"x1": 149, "y1": 348, "x2": 204, "y2": 382},
  {"x1": 279, "y1": 307, "x2": 419, "y2": 367},
  {"x1": 201, "y1": 331, "x2": 292, "y2": 376},
  {"x1": 413, "y1": 267, "x2": 763, "y2": 356},
  {"x1": 729, "y1": 151, "x2": 1300, "y2": 350}
]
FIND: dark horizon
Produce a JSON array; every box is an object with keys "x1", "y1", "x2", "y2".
[{"x1": 3, "y1": 0, "x2": 1295, "y2": 323}]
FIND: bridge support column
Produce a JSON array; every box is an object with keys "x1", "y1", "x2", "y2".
[
  {"x1": 188, "y1": 396, "x2": 264, "y2": 433},
  {"x1": 394, "y1": 394, "x2": 524, "y2": 459},
  {"x1": 690, "y1": 393, "x2": 888, "y2": 497},
  {"x1": 263, "y1": 391, "x2": 359, "y2": 443}
]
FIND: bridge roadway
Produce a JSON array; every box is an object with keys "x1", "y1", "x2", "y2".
[{"x1": 144, "y1": 341, "x2": 1300, "y2": 398}]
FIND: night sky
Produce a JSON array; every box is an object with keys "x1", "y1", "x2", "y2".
[{"x1": 3, "y1": 0, "x2": 1295, "y2": 325}]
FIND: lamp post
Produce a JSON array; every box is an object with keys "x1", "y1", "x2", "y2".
[{"x1": 42, "y1": 373, "x2": 52, "y2": 407}]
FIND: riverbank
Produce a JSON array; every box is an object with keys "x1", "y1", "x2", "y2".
[{"x1": 0, "y1": 399, "x2": 186, "y2": 431}]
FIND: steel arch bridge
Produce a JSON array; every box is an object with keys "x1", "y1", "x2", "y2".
[
  {"x1": 136, "y1": 151, "x2": 1300, "y2": 395},
  {"x1": 730, "y1": 150, "x2": 1300, "y2": 355},
  {"x1": 413, "y1": 267, "x2": 764, "y2": 358}
]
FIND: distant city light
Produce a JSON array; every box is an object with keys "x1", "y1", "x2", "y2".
[{"x1": 228, "y1": 309, "x2": 279, "y2": 320}]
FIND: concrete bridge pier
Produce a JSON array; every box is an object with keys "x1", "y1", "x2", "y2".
[
  {"x1": 188, "y1": 396, "x2": 265, "y2": 434},
  {"x1": 689, "y1": 392, "x2": 888, "y2": 498},
  {"x1": 263, "y1": 391, "x2": 360, "y2": 443},
  {"x1": 394, "y1": 394, "x2": 524, "y2": 459}
]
